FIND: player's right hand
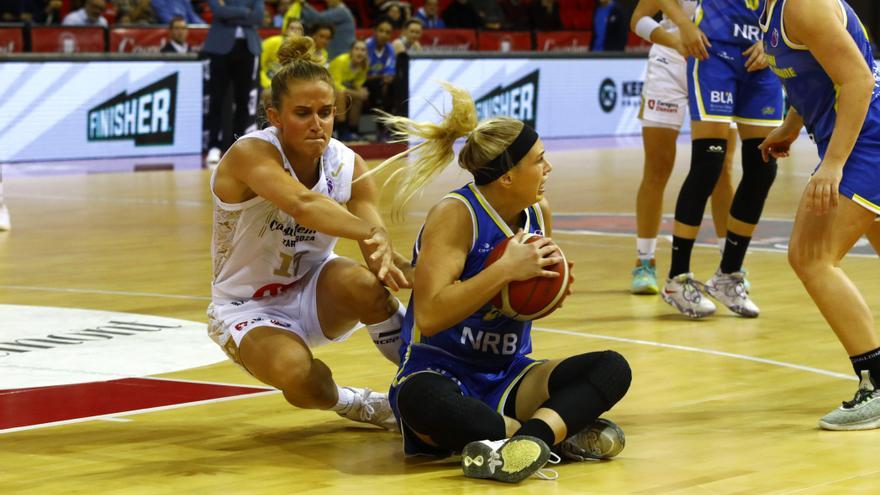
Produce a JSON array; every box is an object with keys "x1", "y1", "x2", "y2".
[
  {"x1": 500, "y1": 230, "x2": 563, "y2": 282},
  {"x1": 758, "y1": 126, "x2": 799, "y2": 162}
]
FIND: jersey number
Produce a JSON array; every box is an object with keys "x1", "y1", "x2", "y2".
[{"x1": 274, "y1": 251, "x2": 305, "y2": 278}]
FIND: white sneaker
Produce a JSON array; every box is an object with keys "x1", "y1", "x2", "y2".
[
  {"x1": 335, "y1": 386, "x2": 399, "y2": 431},
  {"x1": 704, "y1": 269, "x2": 759, "y2": 318},
  {"x1": 661, "y1": 273, "x2": 716, "y2": 318},
  {"x1": 0, "y1": 203, "x2": 9, "y2": 231},
  {"x1": 819, "y1": 370, "x2": 880, "y2": 431},
  {"x1": 205, "y1": 147, "x2": 221, "y2": 170},
  {"x1": 559, "y1": 418, "x2": 625, "y2": 461},
  {"x1": 462, "y1": 436, "x2": 554, "y2": 483}
]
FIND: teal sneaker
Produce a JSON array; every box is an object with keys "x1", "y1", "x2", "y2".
[{"x1": 631, "y1": 259, "x2": 659, "y2": 295}]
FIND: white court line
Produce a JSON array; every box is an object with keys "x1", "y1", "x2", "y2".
[
  {"x1": 1, "y1": 325, "x2": 856, "y2": 434},
  {"x1": 534, "y1": 326, "x2": 857, "y2": 381},
  {"x1": 97, "y1": 417, "x2": 132, "y2": 423},
  {"x1": 0, "y1": 285, "x2": 210, "y2": 301},
  {"x1": 7, "y1": 192, "x2": 207, "y2": 207}
]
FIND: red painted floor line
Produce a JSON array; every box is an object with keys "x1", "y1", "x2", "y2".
[{"x1": 0, "y1": 378, "x2": 269, "y2": 430}]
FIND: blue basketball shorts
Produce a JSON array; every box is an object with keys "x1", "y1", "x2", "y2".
[
  {"x1": 688, "y1": 40, "x2": 784, "y2": 126},
  {"x1": 388, "y1": 344, "x2": 541, "y2": 457},
  {"x1": 816, "y1": 121, "x2": 880, "y2": 215}
]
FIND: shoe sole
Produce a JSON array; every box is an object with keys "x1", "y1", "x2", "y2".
[
  {"x1": 462, "y1": 436, "x2": 550, "y2": 483},
  {"x1": 585, "y1": 418, "x2": 626, "y2": 458},
  {"x1": 819, "y1": 417, "x2": 880, "y2": 431},
  {"x1": 660, "y1": 292, "x2": 715, "y2": 319},
  {"x1": 631, "y1": 284, "x2": 659, "y2": 295}
]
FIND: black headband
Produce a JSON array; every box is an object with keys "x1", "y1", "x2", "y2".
[{"x1": 472, "y1": 124, "x2": 539, "y2": 185}]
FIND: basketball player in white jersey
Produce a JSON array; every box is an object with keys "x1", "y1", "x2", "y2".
[
  {"x1": 207, "y1": 36, "x2": 412, "y2": 430},
  {"x1": 629, "y1": 0, "x2": 738, "y2": 294},
  {"x1": 0, "y1": 167, "x2": 10, "y2": 231}
]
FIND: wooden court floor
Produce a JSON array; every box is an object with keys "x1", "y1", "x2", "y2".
[{"x1": 1, "y1": 139, "x2": 878, "y2": 494}]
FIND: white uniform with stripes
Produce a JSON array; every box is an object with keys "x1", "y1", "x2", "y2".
[{"x1": 207, "y1": 127, "x2": 358, "y2": 360}]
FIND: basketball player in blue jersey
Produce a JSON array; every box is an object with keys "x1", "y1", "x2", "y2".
[
  {"x1": 629, "y1": 0, "x2": 738, "y2": 295},
  {"x1": 758, "y1": 0, "x2": 880, "y2": 430},
  {"x1": 366, "y1": 83, "x2": 632, "y2": 483},
  {"x1": 657, "y1": 0, "x2": 783, "y2": 319}
]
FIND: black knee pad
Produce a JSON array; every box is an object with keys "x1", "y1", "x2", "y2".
[
  {"x1": 397, "y1": 372, "x2": 505, "y2": 451},
  {"x1": 675, "y1": 138, "x2": 728, "y2": 226},
  {"x1": 731, "y1": 138, "x2": 778, "y2": 224},
  {"x1": 586, "y1": 350, "x2": 633, "y2": 407},
  {"x1": 548, "y1": 350, "x2": 632, "y2": 408}
]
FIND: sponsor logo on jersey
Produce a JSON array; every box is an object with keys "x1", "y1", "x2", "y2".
[
  {"x1": 475, "y1": 70, "x2": 539, "y2": 129},
  {"x1": 710, "y1": 91, "x2": 733, "y2": 104},
  {"x1": 733, "y1": 24, "x2": 761, "y2": 42},
  {"x1": 87, "y1": 73, "x2": 177, "y2": 146},
  {"x1": 770, "y1": 28, "x2": 779, "y2": 48}
]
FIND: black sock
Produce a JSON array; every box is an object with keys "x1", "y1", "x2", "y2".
[
  {"x1": 669, "y1": 236, "x2": 696, "y2": 278},
  {"x1": 850, "y1": 347, "x2": 880, "y2": 386},
  {"x1": 720, "y1": 231, "x2": 752, "y2": 274},
  {"x1": 514, "y1": 418, "x2": 556, "y2": 447}
]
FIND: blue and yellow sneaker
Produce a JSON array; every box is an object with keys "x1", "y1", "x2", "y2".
[{"x1": 631, "y1": 259, "x2": 659, "y2": 295}]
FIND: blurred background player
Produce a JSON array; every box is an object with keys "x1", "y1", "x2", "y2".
[
  {"x1": 202, "y1": 0, "x2": 264, "y2": 169},
  {"x1": 658, "y1": 0, "x2": 783, "y2": 319},
  {"x1": 329, "y1": 40, "x2": 370, "y2": 141},
  {"x1": 207, "y1": 36, "x2": 411, "y2": 430},
  {"x1": 370, "y1": 83, "x2": 632, "y2": 483},
  {"x1": 629, "y1": 0, "x2": 737, "y2": 295},
  {"x1": 758, "y1": 0, "x2": 880, "y2": 430}
]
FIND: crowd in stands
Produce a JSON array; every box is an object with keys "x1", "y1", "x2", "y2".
[
  {"x1": 0, "y1": 1, "x2": 625, "y2": 38},
  {"x1": 0, "y1": 0, "x2": 632, "y2": 147}
]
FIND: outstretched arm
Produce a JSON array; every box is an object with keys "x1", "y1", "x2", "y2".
[
  {"x1": 347, "y1": 154, "x2": 412, "y2": 291},
  {"x1": 214, "y1": 138, "x2": 382, "y2": 241}
]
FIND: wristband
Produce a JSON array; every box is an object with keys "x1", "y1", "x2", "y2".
[{"x1": 635, "y1": 16, "x2": 661, "y2": 42}]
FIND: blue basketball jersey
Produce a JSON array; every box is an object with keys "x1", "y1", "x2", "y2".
[
  {"x1": 398, "y1": 183, "x2": 546, "y2": 370},
  {"x1": 697, "y1": 0, "x2": 765, "y2": 46},
  {"x1": 760, "y1": 0, "x2": 880, "y2": 143}
]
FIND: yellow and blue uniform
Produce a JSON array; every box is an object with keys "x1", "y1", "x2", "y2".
[
  {"x1": 328, "y1": 53, "x2": 367, "y2": 91},
  {"x1": 688, "y1": 0, "x2": 784, "y2": 125},
  {"x1": 760, "y1": 0, "x2": 880, "y2": 213},
  {"x1": 389, "y1": 183, "x2": 546, "y2": 456}
]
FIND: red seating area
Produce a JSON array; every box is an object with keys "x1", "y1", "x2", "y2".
[{"x1": 1, "y1": 25, "x2": 630, "y2": 53}]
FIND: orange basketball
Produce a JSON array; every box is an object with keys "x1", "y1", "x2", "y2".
[{"x1": 483, "y1": 233, "x2": 570, "y2": 321}]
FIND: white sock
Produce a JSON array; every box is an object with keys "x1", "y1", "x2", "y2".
[
  {"x1": 331, "y1": 385, "x2": 357, "y2": 413},
  {"x1": 717, "y1": 237, "x2": 726, "y2": 254},
  {"x1": 636, "y1": 238, "x2": 657, "y2": 261},
  {"x1": 366, "y1": 298, "x2": 405, "y2": 365}
]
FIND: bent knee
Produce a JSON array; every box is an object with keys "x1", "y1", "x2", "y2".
[{"x1": 591, "y1": 350, "x2": 632, "y2": 405}]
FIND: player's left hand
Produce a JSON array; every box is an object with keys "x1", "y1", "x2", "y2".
[
  {"x1": 805, "y1": 164, "x2": 842, "y2": 216},
  {"x1": 743, "y1": 42, "x2": 768, "y2": 72}
]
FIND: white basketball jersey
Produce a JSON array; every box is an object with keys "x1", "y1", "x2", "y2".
[
  {"x1": 211, "y1": 127, "x2": 355, "y2": 304},
  {"x1": 660, "y1": 0, "x2": 698, "y2": 32}
]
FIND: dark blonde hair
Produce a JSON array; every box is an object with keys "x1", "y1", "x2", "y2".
[
  {"x1": 270, "y1": 36, "x2": 336, "y2": 110},
  {"x1": 368, "y1": 82, "x2": 525, "y2": 215}
]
